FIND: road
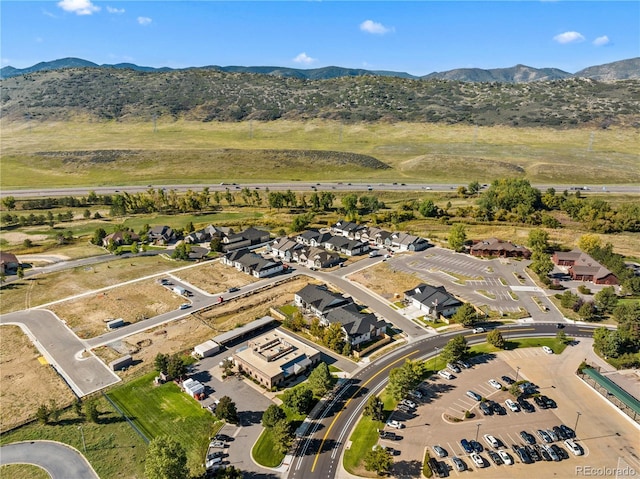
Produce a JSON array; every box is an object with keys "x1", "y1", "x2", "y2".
[
  {"x1": 0, "y1": 441, "x2": 99, "y2": 479},
  {"x1": 289, "y1": 323, "x2": 599, "y2": 479},
  {"x1": 2, "y1": 182, "x2": 637, "y2": 198}
]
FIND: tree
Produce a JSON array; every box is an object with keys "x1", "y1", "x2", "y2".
[
  {"x1": 323, "y1": 322, "x2": 346, "y2": 353},
  {"x1": 23, "y1": 238, "x2": 33, "y2": 248},
  {"x1": 440, "y1": 336, "x2": 468, "y2": 364},
  {"x1": 74, "y1": 399, "x2": 83, "y2": 418},
  {"x1": 154, "y1": 353, "x2": 169, "y2": 374},
  {"x1": 364, "y1": 447, "x2": 393, "y2": 475},
  {"x1": 210, "y1": 236, "x2": 222, "y2": 252},
  {"x1": 84, "y1": 400, "x2": 99, "y2": 423},
  {"x1": 310, "y1": 317, "x2": 323, "y2": 338},
  {"x1": 487, "y1": 329, "x2": 505, "y2": 349},
  {"x1": 448, "y1": 224, "x2": 467, "y2": 252},
  {"x1": 341, "y1": 194, "x2": 359, "y2": 214},
  {"x1": 307, "y1": 362, "x2": 332, "y2": 397},
  {"x1": 387, "y1": 359, "x2": 422, "y2": 401},
  {"x1": 578, "y1": 234, "x2": 602, "y2": 254},
  {"x1": 594, "y1": 286, "x2": 618, "y2": 314},
  {"x1": 144, "y1": 435, "x2": 189, "y2": 479},
  {"x1": 529, "y1": 251, "x2": 554, "y2": 278},
  {"x1": 556, "y1": 330, "x2": 569, "y2": 344},
  {"x1": 172, "y1": 242, "x2": 191, "y2": 260},
  {"x1": 282, "y1": 386, "x2": 314, "y2": 415},
  {"x1": 451, "y1": 303, "x2": 477, "y2": 326},
  {"x1": 2, "y1": 196, "x2": 16, "y2": 210},
  {"x1": 418, "y1": 199, "x2": 438, "y2": 218},
  {"x1": 216, "y1": 396, "x2": 239, "y2": 423},
  {"x1": 262, "y1": 404, "x2": 286, "y2": 429},
  {"x1": 578, "y1": 302, "x2": 596, "y2": 321},
  {"x1": 48, "y1": 399, "x2": 61, "y2": 423},
  {"x1": 291, "y1": 213, "x2": 313, "y2": 232},
  {"x1": 527, "y1": 229, "x2": 549, "y2": 253},
  {"x1": 167, "y1": 354, "x2": 187, "y2": 380},
  {"x1": 36, "y1": 403, "x2": 50, "y2": 424},
  {"x1": 215, "y1": 466, "x2": 243, "y2": 479},
  {"x1": 92, "y1": 228, "x2": 107, "y2": 246},
  {"x1": 363, "y1": 395, "x2": 385, "y2": 422},
  {"x1": 17, "y1": 265, "x2": 24, "y2": 280},
  {"x1": 271, "y1": 419, "x2": 294, "y2": 456}
]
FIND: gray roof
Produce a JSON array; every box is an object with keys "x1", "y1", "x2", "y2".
[
  {"x1": 325, "y1": 303, "x2": 384, "y2": 338},
  {"x1": 212, "y1": 316, "x2": 277, "y2": 345},
  {"x1": 404, "y1": 284, "x2": 463, "y2": 312},
  {"x1": 296, "y1": 284, "x2": 350, "y2": 313}
]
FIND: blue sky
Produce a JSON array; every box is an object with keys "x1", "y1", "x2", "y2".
[{"x1": 2, "y1": 1, "x2": 638, "y2": 76}]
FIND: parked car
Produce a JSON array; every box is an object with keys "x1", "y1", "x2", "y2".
[
  {"x1": 520, "y1": 431, "x2": 536, "y2": 445},
  {"x1": 541, "y1": 395, "x2": 557, "y2": 408},
  {"x1": 457, "y1": 360, "x2": 472, "y2": 369},
  {"x1": 438, "y1": 370, "x2": 455, "y2": 380},
  {"x1": 460, "y1": 439, "x2": 473, "y2": 454},
  {"x1": 546, "y1": 429, "x2": 558, "y2": 442},
  {"x1": 564, "y1": 439, "x2": 583, "y2": 456},
  {"x1": 408, "y1": 389, "x2": 423, "y2": 399},
  {"x1": 488, "y1": 450, "x2": 503, "y2": 465},
  {"x1": 505, "y1": 399, "x2": 520, "y2": 412},
  {"x1": 518, "y1": 397, "x2": 535, "y2": 413},
  {"x1": 227, "y1": 287, "x2": 240, "y2": 293},
  {"x1": 472, "y1": 327, "x2": 486, "y2": 333},
  {"x1": 470, "y1": 440, "x2": 483, "y2": 452},
  {"x1": 401, "y1": 398, "x2": 416, "y2": 409},
  {"x1": 386, "y1": 419, "x2": 405, "y2": 429},
  {"x1": 552, "y1": 444, "x2": 569, "y2": 460},
  {"x1": 536, "y1": 444, "x2": 552, "y2": 461},
  {"x1": 451, "y1": 457, "x2": 466, "y2": 472},
  {"x1": 488, "y1": 379, "x2": 503, "y2": 390},
  {"x1": 470, "y1": 453, "x2": 485, "y2": 468},
  {"x1": 378, "y1": 430, "x2": 398, "y2": 440},
  {"x1": 479, "y1": 402, "x2": 493, "y2": 416},
  {"x1": 466, "y1": 390, "x2": 482, "y2": 401},
  {"x1": 498, "y1": 450, "x2": 513, "y2": 465},
  {"x1": 559, "y1": 424, "x2": 575, "y2": 438},
  {"x1": 179, "y1": 303, "x2": 192, "y2": 310},
  {"x1": 432, "y1": 445, "x2": 448, "y2": 458},
  {"x1": 501, "y1": 375, "x2": 515, "y2": 385},
  {"x1": 553, "y1": 426, "x2": 567, "y2": 440},
  {"x1": 488, "y1": 400, "x2": 506, "y2": 415},
  {"x1": 209, "y1": 440, "x2": 226, "y2": 449},
  {"x1": 514, "y1": 446, "x2": 533, "y2": 464},
  {"x1": 525, "y1": 444, "x2": 540, "y2": 462},
  {"x1": 533, "y1": 396, "x2": 548, "y2": 409},
  {"x1": 542, "y1": 345, "x2": 554, "y2": 354},
  {"x1": 447, "y1": 363, "x2": 461, "y2": 373},
  {"x1": 537, "y1": 429, "x2": 552, "y2": 443},
  {"x1": 212, "y1": 434, "x2": 233, "y2": 443},
  {"x1": 483, "y1": 434, "x2": 500, "y2": 448},
  {"x1": 544, "y1": 444, "x2": 561, "y2": 462}
]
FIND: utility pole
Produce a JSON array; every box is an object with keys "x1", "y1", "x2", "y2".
[
  {"x1": 475, "y1": 423, "x2": 481, "y2": 442},
  {"x1": 78, "y1": 425, "x2": 86, "y2": 453},
  {"x1": 574, "y1": 411, "x2": 582, "y2": 436}
]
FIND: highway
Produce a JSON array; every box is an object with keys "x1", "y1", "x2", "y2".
[
  {"x1": 289, "y1": 323, "x2": 598, "y2": 479},
  {"x1": 2, "y1": 182, "x2": 637, "y2": 198}
]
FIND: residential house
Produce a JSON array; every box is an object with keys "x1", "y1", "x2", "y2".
[
  {"x1": 222, "y1": 227, "x2": 271, "y2": 252},
  {"x1": 295, "y1": 229, "x2": 332, "y2": 247},
  {"x1": 386, "y1": 232, "x2": 429, "y2": 252},
  {"x1": 552, "y1": 251, "x2": 618, "y2": 285},
  {"x1": 102, "y1": 230, "x2": 140, "y2": 248},
  {"x1": 324, "y1": 236, "x2": 370, "y2": 256},
  {"x1": 470, "y1": 238, "x2": 531, "y2": 259},
  {"x1": 188, "y1": 246, "x2": 210, "y2": 261},
  {"x1": 270, "y1": 237, "x2": 304, "y2": 262},
  {"x1": 297, "y1": 246, "x2": 341, "y2": 269},
  {"x1": 359, "y1": 226, "x2": 393, "y2": 247},
  {"x1": 148, "y1": 225, "x2": 176, "y2": 245},
  {"x1": 223, "y1": 248, "x2": 283, "y2": 278},
  {"x1": 0, "y1": 251, "x2": 20, "y2": 274},
  {"x1": 323, "y1": 303, "x2": 387, "y2": 346},
  {"x1": 294, "y1": 284, "x2": 351, "y2": 319},
  {"x1": 331, "y1": 220, "x2": 365, "y2": 239},
  {"x1": 404, "y1": 284, "x2": 463, "y2": 318}
]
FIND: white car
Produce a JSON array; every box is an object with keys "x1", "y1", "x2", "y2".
[
  {"x1": 432, "y1": 445, "x2": 447, "y2": 458},
  {"x1": 438, "y1": 370, "x2": 455, "y2": 380},
  {"x1": 386, "y1": 419, "x2": 405, "y2": 429},
  {"x1": 470, "y1": 453, "x2": 485, "y2": 468},
  {"x1": 564, "y1": 439, "x2": 584, "y2": 456},
  {"x1": 483, "y1": 434, "x2": 500, "y2": 449},
  {"x1": 401, "y1": 398, "x2": 416, "y2": 409},
  {"x1": 498, "y1": 450, "x2": 513, "y2": 465},
  {"x1": 488, "y1": 379, "x2": 502, "y2": 390},
  {"x1": 472, "y1": 327, "x2": 485, "y2": 334},
  {"x1": 542, "y1": 346, "x2": 554, "y2": 354},
  {"x1": 505, "y1": 399, "x2": 520, "y2": 412}
]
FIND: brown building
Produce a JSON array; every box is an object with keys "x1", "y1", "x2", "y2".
[
  {"x1": 552, "y1": 251, "x2": 618, "y2": 285},
  {"x1": 470, "y1": 238, "x2": 531, "y2": 259}
]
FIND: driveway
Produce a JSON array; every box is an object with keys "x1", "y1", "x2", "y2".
[{"x1": 0, "y1": 441, "x2": 99, "y2": 479}]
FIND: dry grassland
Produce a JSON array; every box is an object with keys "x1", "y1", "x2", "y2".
[
  {"x1": 49, "y1": 280, "x2": 185, "y2": 339},
  {"x1": 0, "y1": 256, "x2": 189, "y2": 314},
  {"x1": 0, "y1": 325, "x2": 75, "y2": 431},
  {"x1": 93, "y1": 276, "x2": 312, "y2": 378},
  {"x1": 173, "y1": 261, "x2": 258, "y2": 294},
  {"x1": 349, "y1": 261, "x2": 422, "y2": 299}
]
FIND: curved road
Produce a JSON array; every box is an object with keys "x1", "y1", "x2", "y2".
[
  {"x1": 289, "y1": 323, "x2": 599, "y2": 479},
  {"x1": 0, "y1": 441, "x2": 99, "y2": 479}
]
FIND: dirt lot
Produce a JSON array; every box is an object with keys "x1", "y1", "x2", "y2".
[
  {"x1": 349, "y1": 260, "x2": 421, "y2": 300},
  {"x1": 92, "y1": 276, "x2": 312, "y2": 378},
  {"x1": 173, "y1": 260, "x2": 258, "y2": 294},
  {"x1": 49, "y1": 280, "x2": 185, "y2": 339},
  {"x1": 0, "y1": 325, "x2": 76, "y2": 431}
]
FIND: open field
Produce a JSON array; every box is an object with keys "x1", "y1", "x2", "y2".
[
  {"x1": 349, "y1": 262, "x2": 422, "y2": 300},
  {"x1": 0, "y1": 396, "x2": 148, "y2": 479},
  {"x1": 92, "y1": 276, "x2": 311, "y2": 378},
  {"x1": 107, "y1": 372, "x2": 217, "y2": 476},
  {"x1": 0, "y1": 325, "x2": 76, "y2": 431},
  {"x1": 173, "y1": 260, "x2": 259, "y2": 294},
  {"x1": 49, "y1": 280, "x2": 186, "y2": 339},
  {"x1": 2, "y1": 120, "x2": 639, "y2": 186},
  {"x1": 0, "y1": 464, "x2": 50, "y2": 479},
  {"x1": 0, "y1": 255, "x2": 190, "y2": 314}
]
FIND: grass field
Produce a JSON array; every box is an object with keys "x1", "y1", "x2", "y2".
[
  {"x1": 106, "y1": 372, "x2": 217, "y2": 475},
  {"x1": 0, "y1": 396, "x2": 148, "y2": 479},
  {"x1": 2, "y1": 120, "x2": 639, "y2": 187},
  {"x1": 0, "y1": 464, "x2": 50, "y2": 479},
  {"x1": 468, "y1": 337, "x2": 570, "y2": 356}
]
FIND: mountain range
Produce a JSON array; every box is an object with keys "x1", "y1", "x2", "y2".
[{"x1": 1, "y1": 57, "x2": 638, "y2": 82}]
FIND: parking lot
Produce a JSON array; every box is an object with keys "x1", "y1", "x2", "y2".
[{"x1": 378, "y1": 341, "x2": 640, "y2": 478}]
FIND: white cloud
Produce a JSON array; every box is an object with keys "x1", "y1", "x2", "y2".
[
  {"x1": 593, "y1": 35, "x2": 610, "y2": 46},
  {"x1": 360, "y1": 20, "x2": 393, "y2": 35},
  {"x1": 553, "y1": 31, "x2": 585, "y2": 44},
  {"x1": 106, "y1": 6, "x2": 125, "y2": 14},
  {"x1": 137, "y1": 16, "x2": 152, "y2": 26},
  {"x1": 57, "y1": 0, "x2": 100, "y2": 15},
  {"x1": 293, "y1": 52, "x2": 317, "y2": 65}
]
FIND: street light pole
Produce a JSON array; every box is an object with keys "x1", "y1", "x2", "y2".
[
  {"x1": 514, "y1": 366, "x2": 521, "y2": 383},
  {"x1": 475, "y1": 423, "x2": 481, "y2": 442},
  {"x1": 78, "y1": 425, "x2": 86, "y2": 453},
  {"x1": 574, "y1": 412, "x2": 582, "y2": 436}
]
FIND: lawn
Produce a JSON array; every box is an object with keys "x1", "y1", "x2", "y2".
[
  {"x1": 106, "y1": 372, "x2": 217, "y2": 475},
  {"x1": 0, "y1": 396, "x2": 148, "y2": 479},
  {"x1": 468, "y1": 337, "x2": 570, "y2": 356}
]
